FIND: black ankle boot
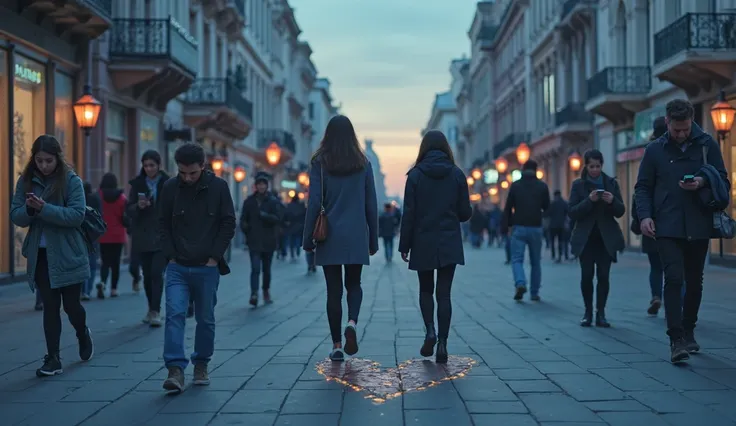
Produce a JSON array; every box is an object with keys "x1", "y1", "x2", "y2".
[
  {"x1": 435, "y1": 339, "x2": 448, "y2": 363},
  {"x1": 595, "y1": 310, "x2": 610, "y2": 328},
  {"x1": 580, "y1": 309, "x2": 593, "y2": 327},
  {"x1": 420, "y1": 324, "x2": 437, "y2": 357}
]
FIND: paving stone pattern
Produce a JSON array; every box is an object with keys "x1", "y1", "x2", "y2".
[{"x1": 0, "y1": 246, "x2": 735, "y2": 425}]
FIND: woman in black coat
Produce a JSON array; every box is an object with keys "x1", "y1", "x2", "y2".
[
  {"x1": 568, "y1": 149, "x2": 625, "y2": 328},
  {"x1": 399, "y1": 130, "x2": 472, "y2": 363}
]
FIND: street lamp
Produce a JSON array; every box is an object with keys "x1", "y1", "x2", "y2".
[
  {"x1": 466, "y1": 176, "x2": 475, "y2": 186},
  {"x1": 488, "y1": 186, "x2": 498, "y2": 196},
  {"x1": 73, "y1": 85, "x2": 102, "y2": 136},
  {"x1": 298, "y1": 171, "x2": 309, "y2": 185},
  {"x1": 536, "y1": 169, "x2": 544, "y2": 180},
  {"x1": 501, "y1": 180, "x2": 509, "y2": 189},
  {"x1": 265, "y1": 142, "x2": 281, "y2": 166},
  {"x1": 568, "y1": 151, "x2": 582, "y2": 172},
  {"x1": 494, "y1": 157, "x2": 508, "y2": 174},
  {"x1": 516, "y1": 142, "x2": 530, "y2": 164},
  {"x1": 710, "y1": 90, "x2": 736, "y2": 144},
  {"x1": 233, "y1": 166, "x2": 246, "y2": 183},
  {"x1": 211, "y1": 157, "x2": 224, "y2": 173},
  {"x1": 471, "y1": 168, "x2": 482, "y2": 180},
  {"x1": 288, "y1": 189, "x2": 296, "y2": 198}
]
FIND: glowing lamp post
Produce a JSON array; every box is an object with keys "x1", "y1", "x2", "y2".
[
  {"x1": 710, "y1": 90, "x2": 736, "y2": 144},
  {"x1": 265, "y1": 142, "x2": 281, "y2": 166},
  {"x1": 466, "y1": 176, "x2": 475, "y2": 186},
  {"x1": 516, "y1": 142, "x2": 530, "y2": 165},
  {"x1": 73, "y1": 86, "x2": 102, "y2": 136},
  {"x1": 233, "y1": 167, "x2": 246, "y2": 183},
  {"x1": 536, "y1": 169, "x2": 544, "y2": 180},
  {"x1": 298, "y1": 171, "x2": 309, "y2": 186},
  {"x1": 494, "y1": 157, "x2": 508, "y2": 174},
  {"x1": 211, "y1": 157, "x2": 224, "y2": 173},
  {"x1": 568, "y1": 151, "x2": 582, "y2": 172},
  {"x1": 501, "y1": 180, "x2": 509, "y2": 189},
  {"x1": 471, "y1": 168, "x2": 482, "y2": 180},
  {"x1": 488, "y1": 186, "x2": 498, "y2": 196}
]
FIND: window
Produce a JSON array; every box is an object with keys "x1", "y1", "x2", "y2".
[
  {"x1": 107, "y1": 104, "x2": 126, "y2": 141},
  {"x1": 54, "y1": 72, "x2": 75, "y2": 168}
]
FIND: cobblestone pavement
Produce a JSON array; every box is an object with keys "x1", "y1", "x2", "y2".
[{"x1": 1, "y1": 245, "x2": 735, "y2": 426}]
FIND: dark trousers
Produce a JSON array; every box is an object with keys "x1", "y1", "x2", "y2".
[
  {"x1": 656, "y1": 238, "x2": 709, "y2": 339},
  {"x1": 646, "y1": 251, "x2": 664, "y2": 299},
  {"x1": 323, "y1": 264, "x2": 363, "y2": 343},
  {"x1": 99, "y1": 243, "x2": 124, "y2": 289},
  {"x1": 140, "y1": 251, "x2": 165, "y2": 313},
  {"x1": 249, "y1": 251, "x2": 274, "y2": 294},
  {"x1": 504, "y1": 235, "x2": 511, "y2": 262},
  {"x1": 579, "y1": 232, "x2": 612, "y2": 311},
  {"x1": 382, "y1": 237, "x2": 394, "y2": 261},
  {"x1": 289, "y1": 233, "x2": 301, "y2": 258},
  {"x1": 549, "y1": 227, "x2": 569, "y2": 260},
  {"x1": 35, "y1": 249, "x2": 87, "y2": 355},
  {"x1": 418, "y1": 264, "x2": 456, "y2": 341},
  {"x1": 129, "y1": 250, "x2": 141, "y2": 280}
]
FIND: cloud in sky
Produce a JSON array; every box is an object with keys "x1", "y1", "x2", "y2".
[{"x1": 289, "y1": 0, "x2": 476, "y2": 195}]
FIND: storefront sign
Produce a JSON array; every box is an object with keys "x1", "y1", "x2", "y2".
[
  {"x1": 281, "y1": 180, "x2": 297, "y2": 189},
  {"x1": 15, "y1": 64, "x2": 42, "y2": 85},
  {"x1": 616, "y1": 147, "x2": 646, "y2": 163},
  {"x1": 633, "y1": 105, "x2": 666, "y2": 146}
]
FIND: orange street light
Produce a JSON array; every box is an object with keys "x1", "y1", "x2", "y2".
[
  {"x1": 536, "y1": 169, "x2": 544, "y2": 179},
  {"x1": 471, "y1": 168, "x2": 482, "y2": 180},
  {"x1": 568, "y1": 151, "x2": 582, "y2": 172},
  {"x1": 501, "y1": 180, "x2": 509, "y2": 189},
  {"x1": 711, "y1": 90, "x2": 736, "y2": 138},
  {"x1": 211, "y1": 157, "x2": 224, "y2": 172},
  {"x1": 516, "y1": 142, "x2": 530, "y2": 164},
  {"x1": 466, "y1": 176, "x2": 475, "y2": 186},
  {"x1": 73, "y1": 86, "x2": 102, "y2": 136},
  {"x1": 494, "y1": 157, "x2": 508, "y2": 174},
  {"x1": 265, "y1": 142, "x2": 281, "y2": 166},
  {"x1": 298, "y1": 171, "x2": 309, "y2": 185},
  {"x1": 233, "y1": 167, "x2": 246, "y2": 183}
]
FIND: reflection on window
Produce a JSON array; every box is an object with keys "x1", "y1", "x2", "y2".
[
  {"x1": 13, "y1": 54, "x2": 46, "y2": 274},
  {"x1": 55, "y1": 72, "x2": 75, "y2": 167}
]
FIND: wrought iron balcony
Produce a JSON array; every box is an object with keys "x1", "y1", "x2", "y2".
[
  {"x1": 587, "y1": 67, "x2": 651, "y2": 100},
  {"x1": 654, "y1": 13, "x2": 736, "y2": 64},
  {"x1": 493, "y1": 132, "x2": 531, "y2": 159},
  {"x1": 257, "y1": 130, "x2": 296, "y2": 154},
  {"x1": 109, "y1": 18, "x2": 198, "y2": 76},
  {"x1": 555, "y1": 102, "x2": 593, "y2": 127},
  {"x1": 186, "y1": 78, "x2": 252, "y2": 121},
  {"x1": 230, "y1": 0, "x2": 245, "y2": 18},
  {"x1": 26, "y1": 0, "x2": 112, "y2": 38},
  {"x1": 560, "y1": 0, "x2": 580, "y2": 20}
]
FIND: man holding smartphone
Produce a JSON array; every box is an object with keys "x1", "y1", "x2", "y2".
[{"x1": 635, "y1": 99, "x2": 729, "y2": 363}]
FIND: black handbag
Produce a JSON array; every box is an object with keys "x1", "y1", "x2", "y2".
[{"x1": 702, "y1": 146, "x2": 736, "y2": 239}]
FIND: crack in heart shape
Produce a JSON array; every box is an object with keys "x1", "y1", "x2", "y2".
[{"x1": 315, "y1": 356, "x2": 476, "y2": 403}]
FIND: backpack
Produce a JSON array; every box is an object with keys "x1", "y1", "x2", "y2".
[{"x1": 63, "y1": 180, "x2": 107, "y2": 253}]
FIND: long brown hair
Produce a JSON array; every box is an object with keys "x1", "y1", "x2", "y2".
[
  {"x1": 311, "y1": 115, "x2": 367, "y2": 175},
  {"x1": 21, "y1": 134, "x2": 71, "y2": 197},
  {"x1": 409, "y1": 130, "x2": 455, "y2": 174}
]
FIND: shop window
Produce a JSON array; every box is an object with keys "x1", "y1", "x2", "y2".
[
  {"x1": 107, "y1": 104, "x2": 126, "y2": 141},
  {"x1": 54, "y1": 72, "x2": 76, "y2": 170},
  {"x1": 139, "y1": 111, "x2": 160, "y2": 159},
  {"x1": 13, "y1": 54, "x2": 46, "y2": 275},
  {"x1": 105, "y1": 141, "x2": 123, "y2": 179},
  {"x1": 0, "y1": 51, "x2": 9, "y2": 274}
]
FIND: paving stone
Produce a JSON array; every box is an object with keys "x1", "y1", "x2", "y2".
[
  {"x1": 627, "y1": 390, "x2": 714, "y2": 413},
  {"x1": 453, "y1": 375, "x2": 518, "y2": 401},
  {"x1": 595, "y1": 411, "x2": 670, "y2": 426},
  {"x1": 584, "y1": 399, "x2": 651, "y2": 412},
  {"x1": 505, "y1": 379, "x2": 562, "y2": 393},
  {"x1": 471, "y1": 414, "x2": 540, "y2": 426},
  {"x1": 465, "y1": 400, "x2": 528, "y2": 414},
  {"x1": 19, "y1": 401, "x2": 108, "y2": 426},
  {"x1": 63, "y1": 379, "x2": 140, "y2": 402},
  {"x1": 274, "y1": 414, "x2": 340, "y2": 426},
  {"x1": 629, "y1": 361, "x2": 728, "y2": 391},
  {"x1": 220, "y1": 389, "x2": 288, "y2": 413},
  {"x1": 159, "y1": 389, "x2": 234, "y2": 413},
  {"x1": 564, "y1": 355, "x2": 628, "y2": 369},
  {"x1": 548, "y1": 373, "x2": 627, "y2": 401},
  {"x1": 593, "y1": 368, "x2": 671, "y2": 391},
  {"x1": 532, "y1": 360, "x2": 587, "y2": 374},
  {"x1": 405, "y1": 408, "x2": 473, "y2": 425},
  {"x1": 243, "y1": 363, "x2": 305, "y2": 390},
  {"x1": 494, "y1": 368, "x2": 546, "y2": 380},
  {"x1": 403, "y1": 384, "x2": 466, "y2": 410},
  {"x1": 280, "y1": 389, "x2": 343, "y2": 414},
  {"x1": 520, "y1": 394, "x2": 602, "y2": 422},
  {"x1": 209, "y1": 413, "x2": 278, "y2": 425},
  {"x1": 142, "y1": 413, "x2": 214, "y2": 425}
]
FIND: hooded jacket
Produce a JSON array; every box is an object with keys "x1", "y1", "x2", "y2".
[
  {"x1": 398, "y1": 149, "x2": 472, "y2": 271},
  {"x1": 99, "y1": 188, "x2": 127, "y2": 244}
]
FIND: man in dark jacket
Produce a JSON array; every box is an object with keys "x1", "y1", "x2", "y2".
[
  {"x1": 158, "y1": 142, "x2": 236, "y2": 392},
  {"x1": 240, "y1": 172, "x2": 283, "y2": 306},
  {"x1": 378, "y1": 203, "x2": 399, "y2": 262},
  {"x1": 284, "y1": 195, "x2": 307, "y2": 262},
  {"x1": 635, "y1": 99, "x2": 729, "y2": 363},
  {"x1": 502, "y1": 159, "x2": 550, "y2": 301},
  {"x1": 546, "y1": 190, "x2": 569, "y2": 263}
]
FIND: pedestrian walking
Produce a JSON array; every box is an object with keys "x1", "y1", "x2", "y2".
[
  {"x1": 126, "y1": 150, "x2": 170, "y2": 327},
  {"x1": 284, "y1": 194, "x2": 307, "y2": 262},
  {"x1": 469, "y1": 204, "x2": 487, "y2": 248},
  {"x1": 303, "y1": 114, "x2": 379, "y2": 362},
  {"x1": 96, "y1": 173, "x2": 127, "y2": 299},
  {"x1": 635, "y1": 99, "x2": 729, "y2": 363},
  {"x1": 82, "y1": 182, "x2": 102, "y2": 301},
  {"x1": 547, "y1": 190, "x2": 570, "y2": 262},
  {"x1": 398, "y1": 130, "x2": 472, "y2": 363},
  {"x1": 379, "y1": 203, "x2": 399, "y2": 262},
  {"x1": 501, "y1": 160, "x2": 550, "y2": 301},
  {"x1": 159, "y1": 142, "x2": 236, "y2": 392},
  {"x1": 240, "y1": 172, "x2": 283, "y2": 306},
  {"x1": 10, "y1": 135, "x2": 94, "y2": 377},
  {"x1": 568, "y1": 149, "x2": 625, "y2": 328}
]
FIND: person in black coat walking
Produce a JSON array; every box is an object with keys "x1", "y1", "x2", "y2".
[
  {"x1": 284, "y1": 195, "x2": 307, "y2": 262},
  {"x1": 568, "y1": 149, "x2": 625, "y2": 328},
  {"x1": 378, "y1": 203, "x2": 399, "y2": 262},
  {"x1": 546, "y1": 190, "x2": 569, "y2": 262},
  {"x1": 240, "y1": 172, "x2": 284, "y2": 306},
  {"x1": 399, "y1": 130, "x2": 472, "y2": 363}
]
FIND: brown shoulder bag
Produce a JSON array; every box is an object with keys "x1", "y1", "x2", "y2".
[{"x1": 312, "y1": 164, "x2": 328, "y2": 242}]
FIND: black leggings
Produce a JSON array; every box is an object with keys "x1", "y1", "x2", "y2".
[
  {"x1": 323, "y1": 264, "x2": 363, "y2": 343},
  {"x1": 579, "y1": 231, "x2": 612, "y2": 311},
  {"x1": 418, "y1": 264, "x2": 456, "y2": 341},
  {"x1": 99, "y1": 243, "x2": 123, "y2": 289},
  {"x1": 35, "y1": 249, "x2": 87, "y2": 355},
  {"x1": 140, "y1": 251, "x2": 165, "y2": 312}
]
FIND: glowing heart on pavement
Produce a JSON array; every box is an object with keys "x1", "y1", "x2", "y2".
[{"x1": 314, "y1": 356, "x2": 476, "y2": 403}]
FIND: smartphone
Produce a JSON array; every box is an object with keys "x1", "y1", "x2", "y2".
[
  {"x1": 25, "y1": 192, "x2": 35, "y2": 198},
  {"x1": 683, "y1": 174, "x2": 695, "y2": 183},
  {"x1": 596, "y1": 189, "x2": 605, "y2": 193},
  {"x1": 137, "y1": 192, "x2": 147, "y2": 200}
]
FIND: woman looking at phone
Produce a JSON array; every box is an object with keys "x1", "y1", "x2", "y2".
[{"x1": 568, "y1": 149, "x2": 626, "y2": 327}]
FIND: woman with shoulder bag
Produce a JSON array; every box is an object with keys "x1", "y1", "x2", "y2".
[
  {"x1": 10, "y1": 135, "x2": 94, "y2": 377},
  {"x1": 303, "y1": 115, "x2": 379, "y2": 362},
  {"x1": 399, "y1": 130, "x2": 473, "y2": 363},
  {"x1": 568, "y1": 149, "x2": 626, "y2": 328}
]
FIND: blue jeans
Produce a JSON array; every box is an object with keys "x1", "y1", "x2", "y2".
[
  {"x1": 306, "y1": 251, "x2": 315, "y2": 269},
  {"x1": 510, "y1": 226, "x2": 543, "y2": 294},
  {"x1": 289, "y1": 233, "x2": 301, "y2": 258},
  {"x1": 163, "y1": 263, "x2": 220, "y2": 370},
  {"x1": 84, "y1": 246, "x2": 98, "y2": 296},
  {"x1": 249, "y1": 251, "x2": 273, "y2": 293},
  {"x1": 382, "y1": 237, "x2": 394, "y2": 261}
]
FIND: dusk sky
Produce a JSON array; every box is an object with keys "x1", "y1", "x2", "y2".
[{"x1": 289, "y1": 0, "x2": 477, "y2": 197}]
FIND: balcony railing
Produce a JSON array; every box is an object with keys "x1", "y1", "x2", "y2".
[
  {"x1": 230, "y1": 0, "x2": 245, "y2": 18},
  {"x1": 109, "y1": 18, "x2": 198, "y2": 75},
  {"x1": 257, "y1": 129, "x2": 296, "y2": 153},
  {"x1": 654, "y1": 13, "x2": 736, "y2": 64},
  {"x1": 493, "y1": 132, "x2": 531, "y2": 159},
  {"x1": 555, "y1": 102, "x2": 593, "y2": 127},
  {"x1": 186, "y1": 78, "x2": 253, "y2": 121},
  {"x1": 560, "y1": 0, "x2": 579, "y2": 20},
  {"x1": 587, "y1": 67, "x2": 651, "y2": 99},
  {"x1": 78, "y1": 0, "x2": 112, "y2": 19}
]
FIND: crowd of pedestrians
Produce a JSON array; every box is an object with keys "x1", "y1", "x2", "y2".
[{"x1": 8, "y1": 98, "x2": 731, "y2": 395}]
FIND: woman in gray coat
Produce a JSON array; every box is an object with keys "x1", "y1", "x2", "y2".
[
  {"x1": 10, "y1": 135, "x2": 94, "y2": 377},
  {"x1": 303, "y1": 115, "x2": 379, "y2": 362}
]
